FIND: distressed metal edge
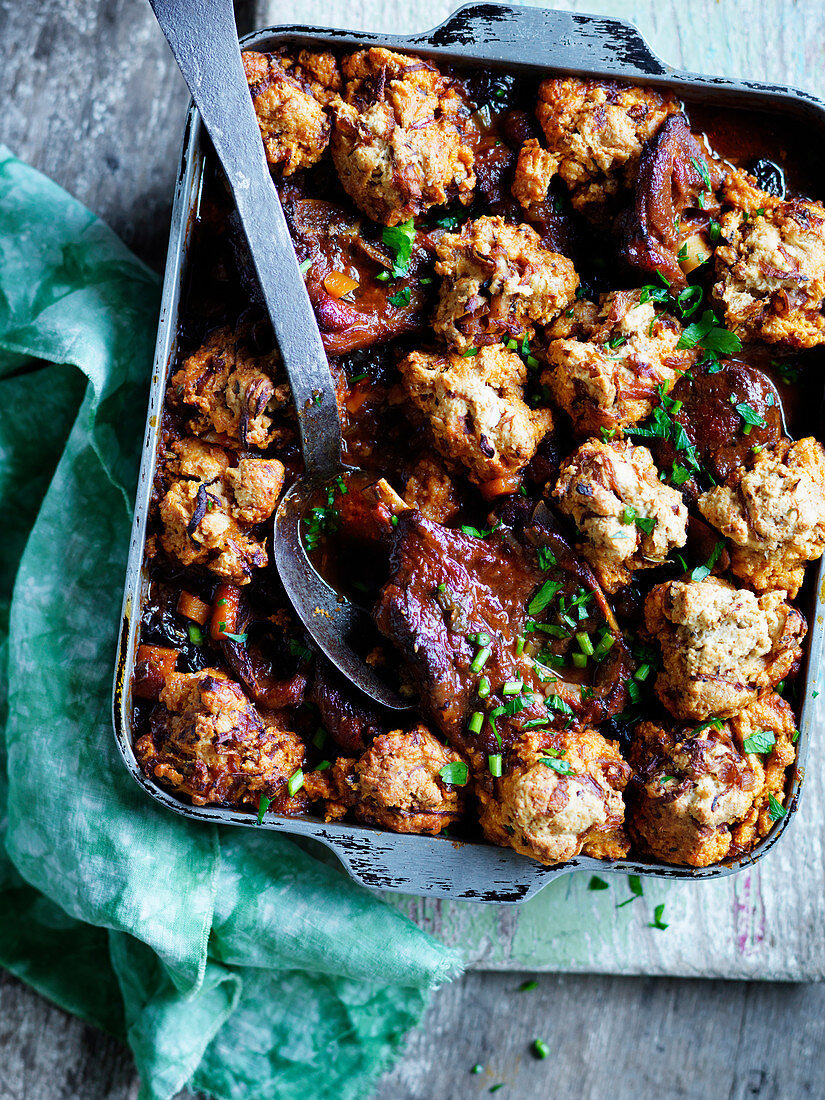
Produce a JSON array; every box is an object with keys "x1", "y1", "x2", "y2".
[{"x1": 112, "y1": 2, "x2": 825, "y2": 905}]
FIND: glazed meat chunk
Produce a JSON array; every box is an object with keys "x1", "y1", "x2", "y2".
[
  {"x1": 713, "y1": 170, "x2": 825, "y2": 347},
  {"x1": 304, "y1": 726, "x2": 467, "y2": 834},
  {"x1": 553, "y1": 439, "x2": 688, "y2": 593},
  {"x1": 644, "y1": 577, "x2": 805, "y2": 721},
  {"x1": 158, "y1": 438, "x2": 284, "y2": 584},
  {"x1": 541, "y1": 289, "x2": 696, "y2": 436},
  {"x1": 331, "y1": 47, "x2": 475, "y2": 226},
  {"x1": 135, "y1": 669, "x2": 304, "y2": 809},
  {"x1": 374, "y1": 503, "x2": 631, "y2": 768},
  {"x1": 699, "y1": 437, "x2": 825, "y2": 597},
  {"x1": 535, "y1": 77, "x2": 679, "y2": 219},
  {"x1": 397, "y1": 344, "x2": 554, "y2": 489},
  {"x1": 479, "y1": 728, "x2": 631, "y2": 865},
  {"x1": 169, "y1": 326, "x2": 292, "y2": 450},
  {"x1": 243, "y1": 50, "x2": 340, "y2": 175},
  {"x1": 629, "y1": 690, "x2": 796, "y2": 867},
  {"x1": 432, "y1": 215, "x2": 578, "y2": 351}
]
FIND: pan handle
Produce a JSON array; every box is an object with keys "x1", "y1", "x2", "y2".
[
  {"x1": 311, "y1": 825, "x2": 577, "y2": 904},
  {"x1": 411, "y1": 2, "x2": 668, "y2": 79}
]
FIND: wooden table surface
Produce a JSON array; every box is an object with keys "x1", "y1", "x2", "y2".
[{"x1": 2, "y1": 0, "x2": 825, "y2": 1096}]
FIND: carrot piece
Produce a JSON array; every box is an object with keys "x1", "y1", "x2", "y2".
[
  {"x1": 479, "y1": 474, "x2": 521, "y2": 500},
  {"x1": 210, "y1": 583, "x2": 243, "y2": 643},
  {"x1": 133, "y1": 645, "x2": 179, "y2": 699},
  {"x1": 177, "y1": 590, "x2": 211, "y2": 626},
  {"x1": 323, "y1": 270, "x2": 359, "y2": 299}
]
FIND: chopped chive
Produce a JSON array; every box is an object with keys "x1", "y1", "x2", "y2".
[
  {"x1": 488, "y1": 753, "x2": 502, "y2": 777},
  {"x1": 298, "y1": 258, "x2": 312, "y2": 275},
  {"x1": 519, "y1": 979, "x2": 538, "y2": 992},
  {"x1": 576, "y1": 632, "x2": 594, "y2": 656},
  {"x1": 316, "y1": 760, "x2": 331, "y2": 771},
  {"x1": 635, "y1": 663, "x2": 651, "y2": 682},
  {"x1": 572, "y1": 652, "x2": 588, "y2": 669},
  {"x1": 187, "y1": 623, "x2": 203, "y2": 645},
  {"x1": 375, "y1": 270, "x2": 390, "y2": 282},
  {"x1": 468, "y1": 711, "x2": 484, "y2": 734},
  {"x1": 533, "y1": 1039, "x2": 550, "y2": 1059},
  {"x1": 468, "y1": 632, "x2": 491, "y2": 645},
  {"x1": 526, "y1": 354, "x2": 540, "y2": 369},
  {"x1": 257, "y1": 794, "x2": 271, "y2": 824},
  {"x1": 502, "y1": 680, "x2": 523, "y2": 696},
  {"x1": 391, "y1": 515, "x2": 399, "y2": 527},
  {"x1": 287, "y1": 769, "x2": 304, "y2": 797},
  {"x1": 312, "y1": 728, "x2": 326, "y2": 749},
  {"x1": 471, "y1": 646, "x2": 492, "y2": 673},
  {"x1": 461, "y1": 346, "x2": 479, "y2": 357},
  {"x1": 515, "y1": 635, "x2": 525, "y2": 656},
  {"x1": 471, "y1": 1064, "x2": 484, "y2": 1074},
  {"x1": 478, "y1": 675, "x2": 491, "y2": 698}
]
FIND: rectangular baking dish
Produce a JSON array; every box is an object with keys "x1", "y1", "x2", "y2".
[{"x1": 113, "y1": 2, "x2": 825, "y2": 903}]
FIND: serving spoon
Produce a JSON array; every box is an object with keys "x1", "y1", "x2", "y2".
[{"x1": 150, "y1": 0, "x2": 410, "y2": 709}]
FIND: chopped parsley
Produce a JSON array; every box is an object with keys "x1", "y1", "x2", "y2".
[
  {"x1": 220, "y1": 631, "x2": 248, "y2": 644},
  {"x1": 690, "y1": 717, "x2": 723, "y2": 736},
  {"x1": 735, "y1": 401, "x2": 767, "y2": 435},
  {"x1": 519, "y1": 979, "x2": 539, "y2": 992},
  {"x1": 621, "y1": 506, "x2": 656, "y2": 535},
  {"x1": 708, "y1": 218, "x2": 722, "y2": 243},
  {"x1": 256, "y1": 794, "x2": 271, "y2": 824},
  {"x1": 533, "y1": 1039, "x2": 550, "y2": 1059},
  {"x1": 671, "y1": 462, "x2": 691, "y2": 486},
  {"x1": 677, "y1": 309, "x2": 741, "y2": 357},
  {"x1": 689, "y1": 539, "x2": 725, "y2": 582},
  {"x1": 768, "y1": 793, "x2": 787, "y2": 821},
  {"x1": 382, "y1": 218, "x2": 416, "y2": 276},
  {"x1": 742, "y1": 729, "x2": 776, "y2": 755},
  {"x1": 588, "y1": 875, "x2": 609, "y2": 891},
  {"x1": 616, "y1": 874, "x2": 644, "y2": 908},
  {"x1": 388, "y1": 286, "x2": 411, "y2": 308},
  {"x1": 439, "y1": 761, "x2": 469, "y2": 786},
  {"x1": 536, "y1": 546, "x2": 557, "y2": 570},
  {"x1": 528, "y1": 579, "x2": 564, "y2": 615},
  {"x1": 648, "y1": 903, "x2": 669, "y2": 930},
  {"x1": 691, "y1": 155, "x2": 712, "y2": 192}
]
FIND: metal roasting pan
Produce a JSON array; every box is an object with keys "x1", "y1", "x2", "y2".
[{"x1": 112, "y1": 3, "x2": 825, "y2": 903}]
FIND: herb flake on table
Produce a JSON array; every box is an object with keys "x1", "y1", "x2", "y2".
[
  {"x1": 616, "y1": 874, "x2": 644, "y2": 908},
  {"x1": 648, "y1": 903, "x2": 669, "y2": 930}
]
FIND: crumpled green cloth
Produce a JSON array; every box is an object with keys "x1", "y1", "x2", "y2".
[{"x1": 0, "y1": 145, "x2": 462, "y2": 1100}]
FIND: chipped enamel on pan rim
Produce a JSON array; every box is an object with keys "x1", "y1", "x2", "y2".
[{"x1": 112, "y1": 3, "x2": 825, "y2": 903}]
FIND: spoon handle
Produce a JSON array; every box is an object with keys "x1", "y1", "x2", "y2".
[{"x1": 150, "y1": 0, "x2": 343, "y2": 483}]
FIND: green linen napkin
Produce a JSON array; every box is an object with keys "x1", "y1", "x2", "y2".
[{"x1": 0, "y1": 145, "x2": 462, "y2": 1100}]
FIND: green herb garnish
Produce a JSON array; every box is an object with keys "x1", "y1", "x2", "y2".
[
  {"x1": 382, "y1": 218, "x2": 415, "y2": 276},
  {"x1": 439, "y1": 761, "x2": 469, "y2": 786}
]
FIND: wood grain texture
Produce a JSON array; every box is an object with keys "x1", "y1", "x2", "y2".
[{"x1": 1, "y1": 0, "x2": 825, "y2": 1097}]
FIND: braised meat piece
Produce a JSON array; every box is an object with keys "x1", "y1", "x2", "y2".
[
  {"x1": 304, "y1": 725, "x2": 467, "y2": 834},
  {"x1": 208, "y1": 583, "x2": 308, "y2": 710},
  {"x1": 479, "y1": 727, "x2": 630, "y2": 865},
  {"x1": 628, "y1": 690, "x2": 796, "y2": 867},
  {"x1": 535, "y1": 77, "x2": 679, "y2": 220},
  {"x1": 242, "y1": 50, "x2": 340, "y2": 175},
  {"x1": 157, "y1": 438, "x2": 284, "y2": 584},
  {"x1": 553, "y1": 438, "x2": 688, "y2": 593},
  {"x1": 713, "y1": 169, "x2": 825, "y2": 347},
  {"x1": 645, "y1": 577, "x2": 806, "y2": 720},
  {"x1": 373, "y1": 501, "x2": 630, "y2": 769},
  {"x1": 397, "y1": 344, "x2": 554, "y2": 490},
  {"x1": 541, "y1": 289, "x2": 696, "y2": 436},
  {"x1": 331, "y1": 47, "x2": 476, "y2": 226},
  {"x1": 699, "y1": 437, "x2": 825, "y2": 597},
  {"x1": 648, "y1": 359, "x2": 784, "y2": 498},
  {"x1": 135, "y1": 669, "x2": 305, "y2": 810},
  {"x1": 169, "y1": 325, "x2": 292, "y2": 450},
  {"x1": 619, "y1": 113, "x2": 722, "y2": 289},
  {"x1": 283, "y1": 195, "x2": 427, "y2": 356},
  {"x1": 310, "y1": 658, "x2": 387, "y2": 754},
  {"x1": 432, "y1": 215, "x2": 578, "y2": 351}
]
